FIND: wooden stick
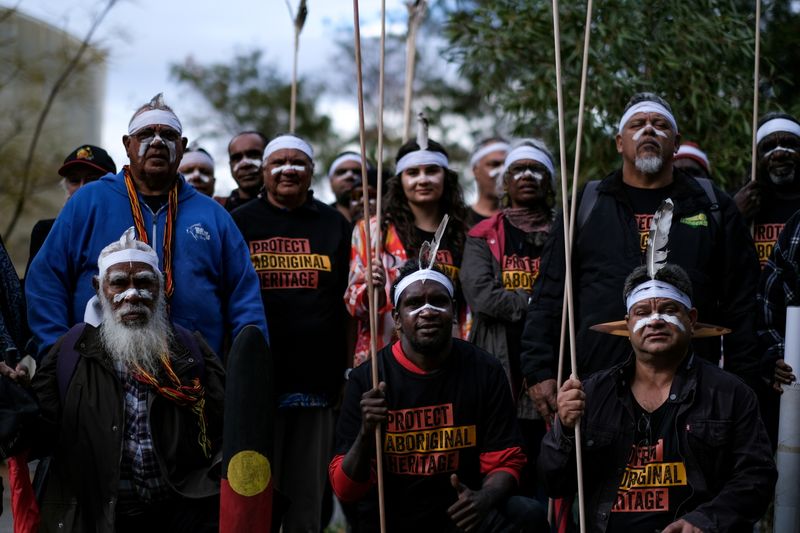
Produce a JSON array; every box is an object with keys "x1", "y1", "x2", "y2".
[
  {"x1": 290, "y1": 29, "x2": 299, "y2": 133},
  {"x1": 551, "y1": 1, "x2": 586, "y2": 531},
  {"x1": 352, "y1": 2, "x2": 387, "y2": 531},
  {"x1": 750, "y1": 0, "x2": 762, "y2": 183},
  {"x1": 402, "y1": 1, "x2": 426, "y2": 142},
  {"x1": 372, "y1": 0, "x2": 387, "y2": 328}
]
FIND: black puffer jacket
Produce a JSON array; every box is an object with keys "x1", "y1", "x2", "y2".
[
  {"x1": 31, "y1": 324, "x2": 225, "y2": 533},
  {"x1": 538, "y1": 354, "x2": 776, "y2": 533},
  {"x1": 520, "y1": 169, "x2": 760, "y2": 386}
]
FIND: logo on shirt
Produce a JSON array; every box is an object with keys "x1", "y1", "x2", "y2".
[
  {"x1": 635, "y1": 214, "x2": 654, "y2": 253},
  {"x1": 502, "y1": 255, "x2": 540, "y2": 292},
  {"x1": 679, "y1": 213, "x2": 708, "y2": 227},
  {"x1": 249, "y1": 237, "x2": 331, "y2": 289},
  {"x1": 383, "y1": 403, "x2": 476, "y2": 476},
  {"x1": 753, "y1": 223, "x2": 784, "y2": 268},
  {"x1": 187, "y1": 223, "x2": 211, "y2": 241},
  {"x1": 612, "y1": 438, "x2": 687, "y2": 513}
]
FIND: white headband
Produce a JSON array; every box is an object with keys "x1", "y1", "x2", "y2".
[
  {"x1": 626, "y1": 279, "x2": 692, "y2": 312},
  {"x1": 396, "y1": 150, "x2": 449, "y2": 175},
  {"x1": 98, "y1": 249, "x2": 161, "y2": 281},
  {"x1": 675, "y1": 144, "x2": 709, "y2": 169},
  {"x1": 263, "y1": 135, "x2": 314, "y2": 162},
  {"x1": 503, "y1": 145, "x2": 556, "y2": 183},
  {"x1": 180, "y1": 150, "x2": 214, "y2": 169},
  {"x1": 470, "y1": 142, "x2": 511, "y2": 168},
  {"x1": 393, "y1": 270, "x2": 454, "y2": 307},
  {"x1": 128, "y1": 109, "x2": 183, "y2": 135},
  {"x1": 756, "y1": 118, "x2": 800, "y2": 145},
  {"x1": 328, "y1": 153, "x2": 363, "y2": 178},
  {"x1": 618, "y1": 101, "x2": 678, "y2": 134}
]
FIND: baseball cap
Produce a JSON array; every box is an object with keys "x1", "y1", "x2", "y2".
[{"x1": 58, "y1": 145, "x2": 117, "y2": 177}]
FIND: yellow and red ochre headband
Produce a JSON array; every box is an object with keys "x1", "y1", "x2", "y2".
[{"x1": 618, "y1": 101, "x2": 678, "y2": 134}]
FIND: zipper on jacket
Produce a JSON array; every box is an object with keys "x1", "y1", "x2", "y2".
[
  {"x1": 142, "y1": 201, "x2": 167, "y2": 252},
  {"x1": 672, "y1": 391, "x2": 695, "y2": 521}
]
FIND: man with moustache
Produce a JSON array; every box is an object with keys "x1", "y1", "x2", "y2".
[
  {"x1": 467, "y1": 137, "x2": 510, "y2": 227},
  {"x1": 734, "y1": 113, "x2": 800, "y2": 268},
  {"x1": 12, "y1": 230, "x2": 225, "y2": 532},
  {"x1": 540, "y1": 264, "x2": 776, "y2": 533},
  {"x1": 330, "y1": 260, "x2": 546, "y2": 532},
  {"x1": 522, "y1": 93, "x2": 759, "y2": 422},
  {"x1": 25, "y1": 93, "x2": 266, "y2": 359},
  {"x1": 222, "y1": 131, "x2": 268, "y2": 211},
  {"x1": 231, "y1": 133, "x2": 351, "y2": 532}
]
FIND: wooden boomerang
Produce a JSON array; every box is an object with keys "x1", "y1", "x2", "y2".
[{"x1": 590, "y1": 320, "x2": 731, "y2": 338}]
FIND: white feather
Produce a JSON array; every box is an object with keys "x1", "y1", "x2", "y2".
[
  {"x1": 646, "y1": 198, "x2": 674, "y2": 279},
  {"x1": 416, "y1": 112, "x2": 429, "y2": 151},
  {"x1": 418, "y1": 214, "x2": 449, "y2": 279}
]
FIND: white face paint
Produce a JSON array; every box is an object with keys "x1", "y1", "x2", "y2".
[
  {"x1": 233, "y1": 157, "x2": 262, "y2": 173},
  {"x1": 270, "y1": 164, "x2": 306, "y2": 175},
  {"x1": 137, "y1": 131, "x2": 178, "y2": 163},
  {"x1": 185, "y1": 169, "x2": 212, "y2": 183},
  {"x1": 632, "y1": 125, "x2": 669, "y2": 141},
  {"x1": 763, "y1": 145, "x2": 798, "y2": 158},
  {"x1": 333, "y1": 169, "x2": 357, "y2": 181},
  {"x1": 512, "y1": 169, "x2": 544, "y2": 182},
  {"x1": 488, "y1": 167, "x2": 504, "y2": 179},
  {"x1": 632, "y1": 313, "x2": 686, "y2": 333},
  {"x1": 112, "y1": 287, "x2": 155, "y2": 303},
  {"x1": 403, "y1": 168, "x2": 445, "y2": 187},
  {"x1": 408, "y1": 303, "x2": 448, "y2": 316}
]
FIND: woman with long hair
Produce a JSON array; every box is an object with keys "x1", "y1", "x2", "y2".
[
  {"x1": 344, "y1": 136, "x2": 468, "y2": 367},
  {"x1": 459, "y1": 139, "x2": 556, "y2": 495}
]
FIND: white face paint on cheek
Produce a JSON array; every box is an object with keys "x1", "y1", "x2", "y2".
[
  {"x1": 165, "y1": 140, "x2": 177, "y2": 163},
  {"x1": 233, "y1": 158, "x2": 262, "y2": 173},
  {"x1": 405, "y1": 172, "x2": 444, "y2": 187},
  {"x1": 138, "y1": 138, "x2": 153, "y2": 158},
  {"x1": 764, "y1": 146, "x2": 798, "y2": 158},
  {"x1": 512, "y1": 169, "x2": 543, "y2": 182},
  {"x1": 632, "y1": 126, "x2": 668, "y2": 141},
  {"x1": 408, "y1": 303, "x2": 448, "y2": 316},
  {"x1": 632, "y1": 313, "x2": 686, "y2": 333},
  {"x1": 270, "y1": 164, "x2": 306, "y2": 175},
  {"x1": 112, "y1": 288, "x2": 154, "y2": 303}
]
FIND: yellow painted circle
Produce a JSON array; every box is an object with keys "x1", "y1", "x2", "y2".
[{"x1": 228, "y1": 450, "x2": 271, "y2": 497}]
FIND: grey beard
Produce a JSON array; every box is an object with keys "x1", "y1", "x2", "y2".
[
  {"x1": 635, "y1": 155, "x2": 663, "y2": 175},
  {"x1": 99, "y1": 293, "x2": 172, "y2": 375}
]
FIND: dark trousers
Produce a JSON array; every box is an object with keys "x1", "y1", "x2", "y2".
[{"x1": 115, "y1": 494, "x2": 219, "y2": 533}]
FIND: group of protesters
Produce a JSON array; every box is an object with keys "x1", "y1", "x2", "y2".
[{"x1": 0, "y1": 87, "x2": 798, "y2": 532}]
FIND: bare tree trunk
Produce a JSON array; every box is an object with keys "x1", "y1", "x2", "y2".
[{"x1": 4, "y1": 0, "x2": 117, "y2": 240}]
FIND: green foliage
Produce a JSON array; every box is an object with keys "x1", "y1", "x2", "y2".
[
  {"x1": 445, "y1": 0, "x2": 800, "y2": 190},
  {"x1": 169, "y1": 50, "x2": 337, "y2": 162}
]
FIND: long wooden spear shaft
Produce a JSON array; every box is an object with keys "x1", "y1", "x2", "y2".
[
  {"x1": 352, "y1": 1, "x2": 387, "y2": 531},
  {"x1": 373, "y1": 0, "x2": 387, "y2": 323},
  {"x1": 749, "y1": 0, "x2": 762, "y2": 184},
  {"x1": 551, "y1": 1, "x2": 586, "y2": 532},
  {"x1": 558, "y1": 0, "x2": 595, "y2": 388},
  {"x1": 402, "y1": 1, "x2": 427, "y2": 142}
]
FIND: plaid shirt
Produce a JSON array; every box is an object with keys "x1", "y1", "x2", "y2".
[
  {"x1": 116, "y1": 363, "x2": 170, "y2": 506},
  {"x1": 758, "y1": 211, "x2": 800, "y2": 374}
]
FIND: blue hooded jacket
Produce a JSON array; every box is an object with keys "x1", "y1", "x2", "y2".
[{"x1": 25, "y1": 170, "x2": 267, "y2": 358}]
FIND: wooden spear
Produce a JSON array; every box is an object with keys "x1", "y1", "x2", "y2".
[
  {"x1": 750, "y1": 0, "x2": 761, "y2": 184},
  {"x1": 551, "y1": 0, "x2": 587, "y2": 531},
  {"x1": 402, "y1": 0, "x2": 427, "y2": 142},
  {"x1": 352, "y1": 1, "x2": 387, "y2": 531},
  {"x1": 287, "y1": 0, "x2": 308, "y2": 133},
  {"x1": 373, "y1": 0, "x2": 387, "y2": 318}
]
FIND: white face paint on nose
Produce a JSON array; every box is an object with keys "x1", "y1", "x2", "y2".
[
  {"x1": 271, "y1": 164, "x2": 306, "y2": 175},
  {"x1": 185, "y1": 169, "x2": 212, "y2": 183},
  {"x1": 233, "y1": 157, "x2": 262, "y2": 173},
  {"x1": 408, "y1": 303, "x2": 448, "y2": 316},
  {"x1": 764, "y1": 145, "x2": 798, "y2": 158},
  {"x1": 112, "y1": 288, "x2": 154, "y2": 304},
  {"x1": 405, "y1": 171, "x2": 444, "y2": 187},
  {"x1": 632, "y1": 125, "x2": 668, "y2": 141},
  {"x1": 632, "y1": 313, "x2": 686, "y2": 333},
  {"x1": 512, "y1": 169, "x2": 543, "y2": 182}
]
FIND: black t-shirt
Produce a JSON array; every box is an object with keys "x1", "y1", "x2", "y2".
[
  {"x1": 753, "y1": 194, "x2": 800, "y2": 268},
  {"x1": 623, "y1": 183, "x2": 676, "y2": 255},
  {"x1": 231, "y1": 193, "x2": 352, "y2": 396},
  {"x1": 141, "y1": 194, "x2": 169, "y2": 214},
  {"x1": 502, "y1": 219, "x2": 546, "y2": 387},
  {"x1": 466, "y1": 207, "x2": 489, "y2": 228},
  {"x1": 606, "y1": 394, "x2": 689, "y2": 532},
  {"x1": 335, "y1": 339, "x2": 523, "y2": 531}
]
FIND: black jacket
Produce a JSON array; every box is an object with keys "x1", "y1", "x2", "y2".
[
  {"x1": 31, "y1": 325, "x2": 225, "y2": 533},
  {"x1": 520, "y1": 169, "x2": 760, "y2": 385},
  {"x1": 538, "y1": 354, "x2": 776, "y2": 533}
]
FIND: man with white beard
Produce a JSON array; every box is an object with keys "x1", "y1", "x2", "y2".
[
  {"x1": 18, "y1": 229, "x2": 225, "y2": 532},
  {"x1": 521, "y1": 93, "x2": 760, "y2": 423}
]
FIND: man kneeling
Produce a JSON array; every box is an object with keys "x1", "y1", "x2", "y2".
[
  {"x1": 539, "y1": 264, "x2": 776, "y2": 532},
  {"x1": 26, "y1": 229, "x2": 224, "y2": 532},
  {"x1": 330, "y1": 260, "x2": 546, "y2": 532}
]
